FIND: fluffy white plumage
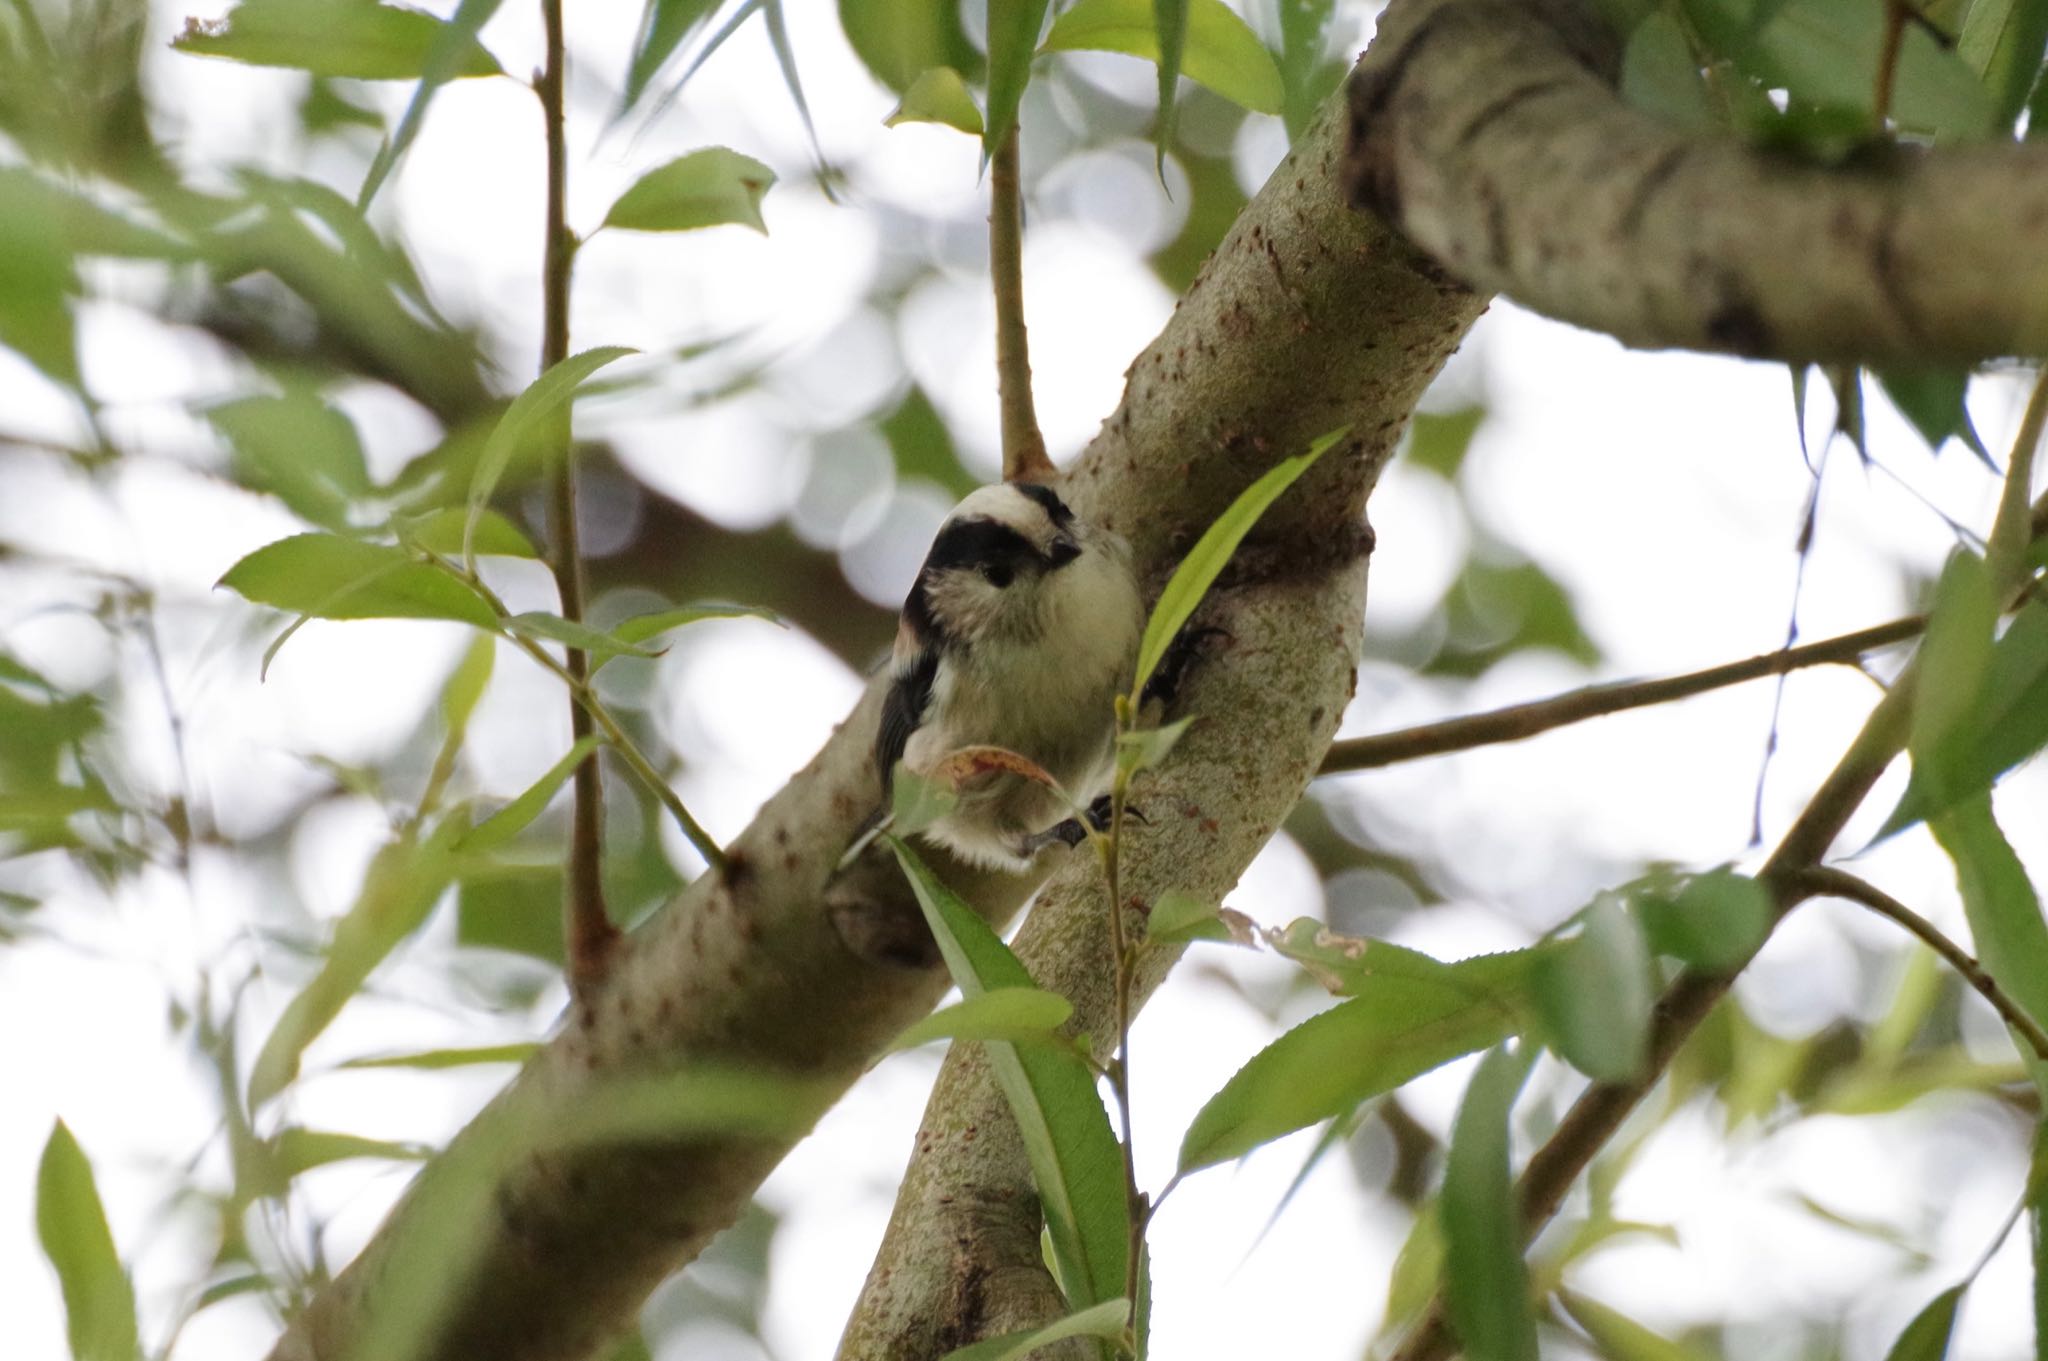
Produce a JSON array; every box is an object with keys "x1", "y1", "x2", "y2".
[{"x1": 876, "y1": 481, "x2": 1143, "y2": 870}]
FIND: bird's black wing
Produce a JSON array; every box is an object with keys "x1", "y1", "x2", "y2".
[{"x1": 875, "y1": 649, "x2": 939, "y2": 794}]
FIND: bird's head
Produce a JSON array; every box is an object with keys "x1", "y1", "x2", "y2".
[{"x1": 898, "y1": 481, "x2": 1106, "y2": 650}]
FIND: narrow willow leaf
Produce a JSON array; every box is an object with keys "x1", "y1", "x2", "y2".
[
  {"x1": 761, "y1": 0, "x2": 827, "y2": 171},
  {"x1": 1133, "y1": 425, "x2": 1347, "y2": 698},
  {"x1": 207, "y1": 391, "x2": 372, "y2": 530},
  {"x1": 507, "y1": 611, "x2": 659, "y2": 665},
  {"x1": 1153, "y1": 0, "x2": 1190, "y2": 161},
  {"x1": 1147, "y1": 890, "x2": 1226, "y2": 944},
  {"x1": 1733, "y1": 0, "x2": 1994, "y2": 138},
  {"x1": 1885, "y1": 599, "x2": 2048, "y2": 834},
  {"x1": 459, "y1": 735, "x2": 604, "y2": 852},
  {"x1": 621, "y1": 0, "x2": 721, "y2": 111},
  {"x1": 888, "y1": 987, "x2": 1075, "y2": 1051},
  {"x1": 1263, "y1": 918, "x2": 1550, "y2": 1008},
  {"x1": 1276, "y1": 0, "x2": 1336, "y2": 138},
  {"x1": 885, "y1": 66, "x2": 985, "y2": 135},
  {"x1": 636, "y1": 0, "x2": 765, "y2": 128},
  {"x1": 340, "y1": 1042, "x2": 539, "y2": 1070},
  {"x1": 1929, "y1": 796, "x2": 2048, "y2": 1080},
  {"x1": 357, "y1": 0, "x2": 504, "y2": 208},
  {"x1": 399, "y1": 507, "x2": 538, "y2": 560},
  {"x1": 36, "y1": 1121, "x2": 138, "y2": 1361},
  {"x1": 986, "y1": 0, "x2": 1054, "y2": 154},
  {"x1": 890, "y1": 838, "x2": 1130, "y2": 1306},
  {"x1": 173, "y1": 0, "x2": 503, "y2": 80},
  {"x1": 464, "y1": 345, "x2": 636, "y2": 567},
  {"x1": 603, "y1": 601, "x2": 782, "y2": 652},
  {"x1": 1620, "y1": 10, "x2": 1714, "y2": 129},
  {"x1": 1558, "y1": 1289, "x2": 1706, "y2": 1361},
  {"x1": 1909, "y1": 550, "x2": 1998, "y2": 812},
  {"x1": 219, "y1": 534, "x2": 496, "y2": 628},
  {"x1": 1876, "y1": 368, "x2": 1992, "y2": 466},
  {"x1": 1383, "y1": 1201, "x2": 1447, "y2": 1340},
  {"x1": 840, "y1": 0, "x2": 982, "y2": 93},
  {"x1": 1115, "y1": 716, "x2": 1192, "y2": 777},
  {"x1": 1532, "y1": 897, "x2": 1655, "y2": 1083},
  {"x1": 1635, "y1": 869, "x2": 1773, "y2": 973},
  {"x1": 603, "y1": 148, "x2": 776, "y2": 234},
  {"x1": 439, "y1": 633, "x2": 497, "y2": 736},
  {"x1": 890, "y1": 762, "x2": 960, "y2": 836},
  {"x1": 1043, "y1": 0, "x2": 1284, "y2": 116},
  {"x1": 268, "y1": 1128, "x2": 430, "y2": 1181},
  {"x1": 940, "y1": 1298, "x2": 1131, "y2": 1361},
  {"x1": 248, "y1": 815, "x2": 467, "y2": 1107},
  {"x1": 1879, "y1": 1283, "x2": 1965, "y2": 1361},
  {"x1": 1443, "y1": 1044, "x2": 1538, "y2": 1361},
  {"x1": 1956, "y1": 0, "x2": 2048, "y2": 127},
  {"x1": 1178, "y1": 972, "x2": 1516, "y2": 1173}
]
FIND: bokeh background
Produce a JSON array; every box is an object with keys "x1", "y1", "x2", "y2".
[{"x1": 3, "y1": 0, "x2": 2043, "y2": 1357}]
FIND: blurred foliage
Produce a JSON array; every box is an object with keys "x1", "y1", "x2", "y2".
[{"x1": 2, "y1": 0, "x2": 2047, "y2": 1358}]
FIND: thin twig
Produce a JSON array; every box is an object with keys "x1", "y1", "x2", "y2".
[
  {"x1": 1092, "y1": 701, "x2": 1146, "y2": 1353},
  {"x1": 1318, "y1": 615, "x2": 1923, "y2": 775},
  {"x1": 1794, "y1": 867, "x2": 2048, "y2": 1063},
  {"x1": 537, "y1": 0, "x2": 617, "y2": 991},
  {"x1": 990, "y1": 125, "x2": 1054, "y2": 483},
  {"x1": 1874, "y1": 0, "x2": 1908, "y2": 128}
]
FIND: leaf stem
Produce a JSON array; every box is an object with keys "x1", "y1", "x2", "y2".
[
  {"x1": 1319, "y1": 614, "x2": 1924, "y2": 775},
  {"x1": 1792, "y1": 866, "x2": 2048, "y2": 1063},
  {"x1": 991, "y1": 124, "x2": 1054, "y2": 483},
  {"x1": 1095, "y1": 734, "x2": 1146, "y2": 1355},
  {"x1": 537, "y1": 0, "x2": 616, "y2": 991}
]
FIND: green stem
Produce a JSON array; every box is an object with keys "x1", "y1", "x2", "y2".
[{"x1": 991, "y1": 124, "x2": 1053, "y2": 483}]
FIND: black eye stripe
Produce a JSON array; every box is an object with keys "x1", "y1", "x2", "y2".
[
  {"x1": 922, "y1": 518, "x2": 1036, "y2": 575},
  {"x1": 1013, "y1": 482, "x2": 1075, "y2": 529}
]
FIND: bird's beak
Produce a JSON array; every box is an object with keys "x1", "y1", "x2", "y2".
[{"x1": 1046, "y1": 536, "x2": 1081, "y2": 568}]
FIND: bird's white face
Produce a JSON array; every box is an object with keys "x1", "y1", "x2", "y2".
[{"x1": 898, "y1": 482, "x2": 1107, "y2": 651}]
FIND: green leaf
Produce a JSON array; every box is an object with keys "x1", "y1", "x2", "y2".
[
  {"x1": 208, "y1": 392, "x2": 372, "y2": 531},
  {"x1": 398, "y1": 507, "x2": 539, "y2": 560},
  {"x1": 218, "y1": 534, "x2": 496, "y2": 629},
  {"x1": 888, "y1": 987, "x2": 1076, "y2": 1051},
  {"x1": 607, "y1": 601, "x2": 783, "y2": 648},
  {"x1": 1134, "y1": 426, "x2": 1346, "y2": 699},
  {"x1": 839, "y1": 0, "x2": 982, "y2": 93},
  {"x1": 173, "y1": 0, "x2": 503, "y2": 80},
  {"x1": 438, "y1": 633, "x2": 496, "y2": 740},
  {"x1": 456, "y1": 867, "x2": 565, "y2": 964},
  {"x1": 459, "y1": 735, "x2": 604, "y2": 853},
  {"x1": 1880, "y1": 1284, "x2": 1965, "y2": 1361},
  {"x1": 506, "y1": 611, "x2": 660, "y2": 665},
  {"x1": 1532, "y1": 897, "x2": 1655, "y2": 1083},
  {"x1": 1635, "y1": 869, "x2": 1774, "y2": 973},
  {"x1": 940, "y1": 1298, "x2": 1131, "y2": 1361},
  {"x1": 1876, "y1": 367, "x2": 1991, "y2": 466},
  {"x1": 1620, "y1": 10, "x2": 1714, "y2": 129},
  {"x1": 885, "y1": 66, "x2": 984, "y2": 135},
  {"x1": 1929, "y1": 796, "x2": 2048, "y2": 1079},
  {"x1": 890, "y1": 838, "x2": 1130, "y2": 1306},
  {"x1": 266, "y1": 1128, "x2": 429, "y2": 1183},
  {"x1": 1177, "y1": 971, "x2": 1517, "y2": 1174},
  {"x1": 622, "y1": 0, "x2": 722, "y2": 111},
  {"x1": 1909, "y1": 549, "x2": 1998, "y2": 806},
  {"x1": 1884, "y1": 598, "x2": 2048, "y2": 834},
  {"x1": 0, "y1": 164, "x2": 80, "y2": 387},
  {"x1": 1154, "y1": 0, "x2": 1191, "y2": 160},
  {"x1": 1263, "y1": 917, "x2": 1551, "y2": 1006},
  {"x1": 603, "y1": 148, "x2": 776, "y2": 235},
  {"x1": 1443, "y1": 1044, "x2": 1538, "y2": 1361},
  {"x1": 1115, "y1": 716, "x2": 1192, "y2": 778},
  {"x1": 1557, "y1": 1290, "x2": 1706, "y2": 1361},
  {"x1": 986, "y1": 0, "x2": 1054, "y2": 154},
  {"x1": 340, "y1": 1042, "x2": 540, "y2": 1070},
  {"x1": 464, "y1": 345, "x2": 636, "y2": 567},
  {"x1": 762, "y1": 0, "x2": 827, "y2": 173},
  {"x1": 1146, "y1": 890, "x2": 1228, "y2": 944},
  {"x1": 1043, "y1": 0, "x2": 1285, "y2": 117},
  {"x1": 248, "y1": 815, "x2": 466, "y2": 1107},
  {"x1": 1276, "y1": 0, "x2": 1338, "y2": 139},
  {"x1": 357, "y1": 0, "x2": 505, "y2": 208},
  {"x1": 1956, "y1": 0, "x2": 2048, "y2": 127},
  {"x1": 1407, "y1": 406, "x2": 1485, "y2": 479},
  {"x1": 1737, "y1": 0, "x2": 1995, "y2": 138},
  {"x1": 36, "y1": 1121, "x2": 138, "y2": 1361},
  {"x1": 890, "y1": 763, "x2": 960, "y2": 836}
]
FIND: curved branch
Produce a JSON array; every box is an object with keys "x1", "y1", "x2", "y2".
[
  {"x1": 267, "y1": 73, "x2": 1487, "y2": 1361},
  {"x1": 1793, "y1": 866, "x2": 2048, "y2": 1063},
  {"x1": 1343, "y1": 0, "x2": 2048, "y2": 364},
  {"x1": 1320, "y1": 615, "x2": 1922, "y2": 774}
]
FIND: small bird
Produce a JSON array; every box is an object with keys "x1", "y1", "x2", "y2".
[{"x1": 876, "y1": 480, "x2": 1144, "y2": 871}]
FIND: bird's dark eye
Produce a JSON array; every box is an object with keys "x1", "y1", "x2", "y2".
[{"x1": 981, "y1": 562, "x2": 1014, "y2": 588}]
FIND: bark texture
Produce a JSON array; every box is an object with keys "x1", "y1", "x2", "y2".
[
  {"x1": 1346, "y1": 0, "x2": 2048, "y2": 364},
  {"x1": 267, "y1": 74, "x2": 1484, "y2": 1361},
  {"x1": 837, "y1": 89, "x2": 1488, "y2": 1357}
]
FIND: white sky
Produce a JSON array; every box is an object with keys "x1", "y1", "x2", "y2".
[{"x1": 2, "y1": 1, "x2": 2044, "y2": 1359}]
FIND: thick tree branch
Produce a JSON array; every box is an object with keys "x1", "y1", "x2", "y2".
[
  {"x1": 266, "y1": 73, "x2": 1485, "y2": 1361},
  {"x1": 1319, "y1": 614, "x2": 1923, "y2": 773},
  {"x1": 1344, "y1": 0, "x2": 2048, "y2": 364},
  {"x1": 839, "y1": 89, "x2": 1488, "y2": 1357}
]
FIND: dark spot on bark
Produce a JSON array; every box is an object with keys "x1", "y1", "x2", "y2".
[
  {"x1": 1871, "y1": 199, "x2": 1924, "y2": 342},
  {"x1": 1704, "y1": 296, "x2": 1773, "y2": 356}
]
